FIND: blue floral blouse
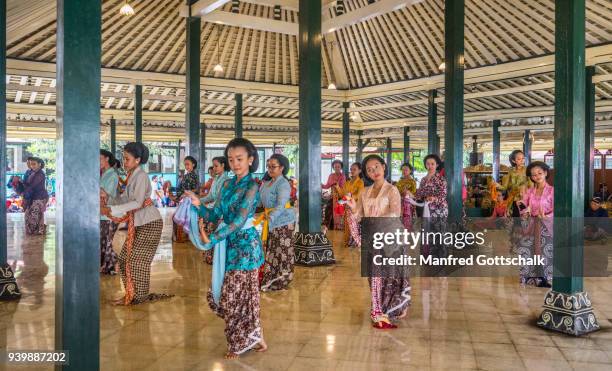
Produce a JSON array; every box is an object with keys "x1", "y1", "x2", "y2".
[{"x1": 194, "y1": 173, "x2": 264, "y2": 271}]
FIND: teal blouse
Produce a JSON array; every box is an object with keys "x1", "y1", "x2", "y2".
[{"x1": 193, "y1": 173, "x2": 264, "y2": 271}]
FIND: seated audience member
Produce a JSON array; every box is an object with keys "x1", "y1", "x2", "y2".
[
  {"x1": 585, "y1": 197, "x2": 608, "y2": 242},
  {"x1": 594, "y1": 183, "x2": 610, "y2": 202}
]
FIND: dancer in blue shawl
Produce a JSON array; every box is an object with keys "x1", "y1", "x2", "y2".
[{"x1": 186, "y1": 138, "x2": 266, "y2": 359}]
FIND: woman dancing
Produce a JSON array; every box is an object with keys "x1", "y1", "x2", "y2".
[
  {"x1": 497, "y1": 150, "x2": 530, "y2": 217},
  {"x1": 395, "y1": 162, "x2": 417, "y2": 229},
  {"x1": 187, "y1": 138, "x2": 266, "y2": 359},
  {"x1": 101, "y1": 142, "x2": 172, "y2": 305},
  {"x1": 322, "y1": 160, "x2": 346, "y2": 231},
  {"x1": 339, "y1": 162, "x2": 364, "y2": 248},
  {"x1": 100, "y1": 149, "x2": 120, "y2": 274},
  {"x1": 517, "y1": 161, "x2": 554, "y2": 287},
  {"x1": 258, "y1": 154, "x2": 296, "y2": 291},
  {"x1": 172, "y1": 156, "x2": 200, "y2": 242},
  {"x1": 347, "y1": 155, "x2": 411, "y2": 329}
]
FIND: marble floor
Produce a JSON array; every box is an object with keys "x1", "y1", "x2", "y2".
[{"x1": 2, "y1": 209, "x2": 612, "y2": 371}]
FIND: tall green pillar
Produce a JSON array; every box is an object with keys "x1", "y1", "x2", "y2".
[
  {"x1": 492, "y1": 120, "x2": 501, "y2": 182},
  {"x1": 342, "y1": 102, "x2": 350, "y2": 175},
  {"x1": 427, "y1": 89, "x2": 438, "y2": 155},
  {"x1": 294, "y1": 0, "x2": 334, "y2": 266},
  {"x1": 537, "y1": 0, "x2": 599, "y2": 336},
  {"x1": 356, "y1": 131, "x2": 364, "y2": 163},
  {"x1": 444, "y1": 0, "x2": 464, "y2": 223},
  {"x1": 235, "y1": 93, "x2": 243, "y2": 138},
  {"x1": 523, "y1": 129, "x2": 532, "y2": 165},
  {"x1": 386, "y1": 137, "x2": 392, "y2": 179},
  {"x1": 55, "y1": 0, "x2": 101, "y2": 368},
  {"x1": 134, "y1": 84, "x2": 142, "y2": 143},
  {"x1": 0, "y1": 0, "x2": 19, "y2": 301},
  {"x1": 186, "y1": 1, "x2": 201, "y2": 168},
  {"x1": 176, "y1": 139, "x2": 181, "y2": 185},
  {"x1": 199, "y1": 122, "x2": 206, "y2": 182},
  {"x1": 403, "y1": 126, "x2": 410, "y2": 163},
  {"x1": 110, "y1": 117, "x2": 117, "y2": 158},
  {"x1": 585, "y1": 66, "x2": 595, "y2": 204}
]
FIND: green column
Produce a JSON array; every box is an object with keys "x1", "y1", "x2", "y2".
[
  {"x1": 523, "y1": 129, "x2": 531, "y2": 165},
  {"x1": 427, "y1": 89, "x2": 438, "y2": 155},
  {"x1": 0, "y1": 0, "x2": 19, "y2": 301},
  {"x1": 492, "y1": 120, "x2": 501, "y2": 182},
  {"x1": 553, "y1": 0, "x2": 585, "y2": 294},
  {"x1": 356, "y1": 131, "x2": 363, "y2": 163},
  {"x1": 537, "y1": 0, "x2": 599, "y2": 336},
  {"x1": 403, "y1": 126, "x2": 410, "y2": 163},
  {"x1": 186, "y1": 2, "x2": 201, "y2": 165},
  {"x1": 110, "y1": 117, "x2": 116, "y2": 157},
  {"x1": 386, "y1": 138, "x2": 392, "y2": 179},
  {"x1": 294, "y1": 0, "x2": 334, "y2": 266},
  {"x1": 585, "y1": 66, "x2": 595, "y2": 204},
  {"x1": 444, "y1": 0, "x2": 464, "y2": 222},
  {"x1": 0, "y1": 0, "x2": 6, "y2": 267},
  {"x1": 199, "y1": 122, "x2": 206, "y2": 182},
  {"x1": 55, "y1": 0, "x2": 101, "y2": 368},
  {"x1": 176, "y1": 139, "x2": 181, "y2": 185},
  {"x1": 134, "y1": 84, "x2": 142, "y2": 142},
  {"x1": 235, "y1": 93, "x2": 243, "y2": 138},
  {"x1": 342, "y1": 102, "x2": 350, "y2": 175}
]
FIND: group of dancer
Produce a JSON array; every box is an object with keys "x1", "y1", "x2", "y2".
[
  {"x1": 323, "y1": 149, "x2": 558, "y2": 327},
  {"x1": 96, "y1": 136, "x2": 558, "y2": 359},
  {"x1": 499, "y1": 150, "x2": 554, "y2": 287}
]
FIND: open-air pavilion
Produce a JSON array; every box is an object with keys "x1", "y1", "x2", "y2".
[{"x1": 1, "y1": 0, "x2": 612, "y2": 370}]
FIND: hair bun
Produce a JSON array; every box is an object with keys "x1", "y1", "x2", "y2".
[
  {"x1": 140, "y1": 144, "x2": 150, "y2": 164},
  {"x1": 123, "y1": 142, "x2": 150, "y2": 164}
]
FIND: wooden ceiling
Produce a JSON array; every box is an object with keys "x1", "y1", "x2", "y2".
[{"x1": 5, "y1": 0, "x2": 612, "y2": 147}]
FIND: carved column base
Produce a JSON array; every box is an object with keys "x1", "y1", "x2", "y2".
[
  {"x1": 293, "y1": 232, "x2": 335, "y2": 266},
  {"x1": 0, "y1": 264, "x2": 21, "y2": 301},
  {"x1": 537, "y1": 290, "x2": 599, "y2": 336}
]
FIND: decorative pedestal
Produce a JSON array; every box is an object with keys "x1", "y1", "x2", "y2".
[
  {"x1": 0, "y1": 264, "x2": 21, "y2": 301},
  {"x1": 294, "y1": 232, "x2": 335, "y2": 266},
  {"x1": 537, "y1": 290, "x2": 599, "y2": 336}
]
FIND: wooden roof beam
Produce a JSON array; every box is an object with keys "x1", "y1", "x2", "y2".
[
  {"x1": 349, "y1": 44, "x2": 612, "y2": 100},
  {"x1": 182, "y1": 0, "x2": 421, "y2": 36},
  {"x1": 361, "y1": 100, "x2": 612, "y2": 129},
  {"x1": 203, "y1": 11, "x2": 298, "y2": 35},
  {"x1": 349, "y1": 81, "x2": 562, "y2": 112},
  {"x1": 6, "y1": 58, "x2": 347, "y2": 101},
  {"x1": 322, "y1": 0, "x2": 424, "y2": 34},
  {"x1": 179, "y1": 0, "x2": 232, "y2": 17},
  {"x1": 5, "y1": 102, "x2": 344, "y2": 129}
]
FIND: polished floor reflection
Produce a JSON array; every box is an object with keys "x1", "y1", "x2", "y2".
[{"x1": 2, "y1": 209, "x2": 612, "y2": 371}]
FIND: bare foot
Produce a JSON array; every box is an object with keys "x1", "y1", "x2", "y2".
[
  {"x1": 224, "y1": 352, "x2": 239, "y2": 359},
  {"x1": 254, "y1": 339, "x2": 268, "y2": 352},
  {"x1": 397, "y1": 308, "x2": 408, "y2": 319},
  {"x1": 111, "y1": 297, "x2": 127, "y2": 306}
]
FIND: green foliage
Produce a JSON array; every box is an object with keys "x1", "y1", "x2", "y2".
[
  {"x1": 147, "y1": 142, "x2": 176, "y2": 157},
  {"x1": 386, "y1": 151, "x2": 426, "y2": 172},
  {"x1": 283, "y1": 144, "x2": 299, "y2": 177},
  {"x1": 26, "y1": 139, "x2": 56, "y2": 178}
]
